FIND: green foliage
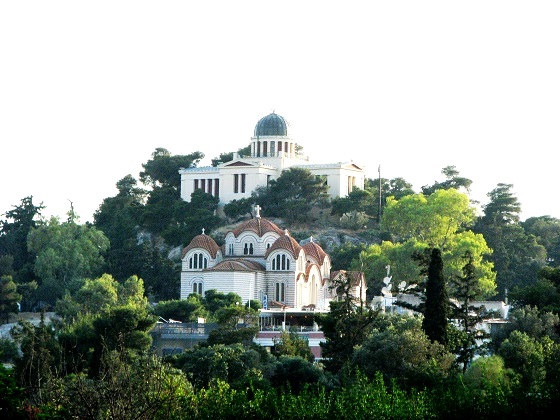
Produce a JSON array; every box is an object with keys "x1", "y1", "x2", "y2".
[
  {"x1": 490, "y1": 305, "x2": 560, "y2": 352},
  {"x1": 0, "y1": 196, "x2": 44, "y2": 286},
  {"x1": 10, "y1": 313, "x2": 61, "y2": 390},
  {"x1": 271, "y1": 330, "x2": 315, "y2": 362},
  {"x1": 474, "y1": 183, "x2": 547, "y2": 299},
  {"x1": 223, "y1": 197, "x2": 256, "y2": 220},
  {"x1": 351, "y1": 319, "x2": 457, "y2": 390},
  {"x1": 421, "y1": 248, "x2": 450, "y2": 346},
  {"x1": 509, "y1": 266, "x2": 560, "y2": 314},
  {"x1": 315, "y1": 272, "x2": 379, "y2": 373},
  {"x1": 382, "y1": 188, "x2": 477, "y2": 245},
  {"x1": 330, "y1": 242, "x2": 367, "y2": 271},
  {"x1": 449, "y1": 251, "x2": 490, "y2": 372},
  {"x1": 253, "y1": 167, "x2": 330, "y2": 223},
  {"x1": 40, "y1": 350, "x2": 193, "y2": 420},
  {"x1": 0, "y1": 275, "x2": 22, "y2": 323},
  {"x1": 27, "y1": 216, "x2": 110, "y2": 307},
  {"x1": 171, "y1": 343, "x2": 263, "y2": 389},
  {"x1": 421, "y1": 165, "x2": 473, "y2": 196},
  {"x1": 139, "y1": 147, "x2": 204, "y2": 190},
  {"x1": 0, "y1": 337, "x2": 19, "y2": 363},
  {"x1": 522, "y1": 215, "x2": 560, "y2": 267},
  {"x1": 153, "y1": 296, "x2": 207, "y2": 323},
  {"x1": 0, "y1": 364, "x2": 25, "y2": 419}
]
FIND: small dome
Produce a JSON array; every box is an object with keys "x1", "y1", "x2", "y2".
[
  {"x1": 265, "y1": 233, "x2": 302, "y2": 259},
  {"x1": 254, "y1": 112, "x2": 288, "y2": 137},
  {"x1": 181, "y1": 232, "x2": 220, "y2": 259},
  {"x1": 302, "y1": 241, "x2": 328, "y2": 265}
]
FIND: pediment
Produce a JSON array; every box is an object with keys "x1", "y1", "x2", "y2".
[{"x1": 222, "y1": 160, "x2": 255, "y2": 167}]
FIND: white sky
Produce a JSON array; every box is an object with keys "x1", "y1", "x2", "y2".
[{"x1": 1, "y1": 1, "x2": 559, "y2": 223}]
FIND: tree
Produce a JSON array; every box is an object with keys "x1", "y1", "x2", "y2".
[
  {"x1": 153, "y1": 296, "x2": 207, "y2": 323},
  {"x1": 315, "y1": 271, "x2": 378, "y2": 373},
  {"x1": 449, "y1": 251, "x2": 489, "y2": 372},
  {"x1": 139, "y1": 148, "x2": 204, "y2": 191},
  {"x1": 382, "y1": 188, "x2": 477, "y2": 246},
  {"x1": 27, "y1": 216, "x2": 110, "y2": 307},
  {"x1": 421, "y1": 248, "x2": 449, "y2": 346},
  {"x1": 474, "y1": 184, "x2": 547, "y2": 299},
  {"x1": 223, "y1": 197, "x2": 256, "y2": 220},
  {"x1": 0, "y1": 275, "x2": 22, "y2": 323},
  {"x1": 271, "y1": 330, "x2": 315, "y2": 362},
  {"x1": 351, "y1": 315, "x2": 456, "y2": 390},
  {"x1": 0, "y1": 196, "x2": 44, "y2": 285},
  {"x1": 11, "y1": 313, "x2": 61, "y2": 391},
  {"x1": 522, "y1": 216, "x2": 560, "y2": 267},
  {"x1": 93, "y1": 175, "x2": 147, "y2": 283},
  {"x1": 253, "y1": 167, "x2": 330, "y2": 223},
  {"x1": 210, "y1": 145, "x2": 251, "y2": 167},
  {"x1": 421, "y1": 166, "x2": 473, "y2": 196}
]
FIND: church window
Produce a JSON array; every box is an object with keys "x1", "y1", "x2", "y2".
[
  {"x1": 192, "y1": 281, "x2": 203, "y2": 295},
  {"x1": 234, "y1": 174, "x2": 239, "y2": 193},
  {"x1": 207, "y1": 179, "x2": 213, "y2": 194},
  {"x1": 201, "y1": 179, "x2": 206, "y2": 192},
  {"x1": 194, "y1": 179, "x2": 199, "y2": 190},
  {"x1": 243, "y1": 242, "x2": 254, "y2": 255},
  {"x1": 214, "y1": 178, "x2": 219, "y2": 196},
  {"x1": 263, "y1": 141, "x2": 268, "y2": 156},
  {"x1": 189, "y1": 252, "x2": 208, "y2": 269},
  {"x1": 272, "y1": 253, "x2": 290, "y2": 270},
  {"x1": 270, "y1": 141, "x2": 275, "y2": 156},
  {"x1": 228, "y1": 243, "x2": 234, "y2": 255},
  {"x1": 241, "y1": 174, "x2": 246, "y2": 193},
  {"x1": 275, "y1": 282, "x2": 285, "y2": 302}
]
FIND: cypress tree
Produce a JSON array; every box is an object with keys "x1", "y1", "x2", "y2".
[{"x1": 422, "y1": 248, "x2": 449, "y2": 345}]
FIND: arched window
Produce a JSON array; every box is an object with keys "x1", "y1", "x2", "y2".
[
  {"x1": 189, "y1": 252, "x2": 208, "y2": 269},
  {"x1": 228, "y1": 243, "x2": 234, "y2": 255},
  {"x1": 192, "y1": 281, "x2": 203, "y2": 295},
  {"x1": 275, "y1": 282, "x2": 285, "y2": 302},
  {"x1": 272, "y1": 253, "x2": 291, "y2": 270},
  {"x1": 243, "y1": 242, "x2": 254, "y2": 255}
]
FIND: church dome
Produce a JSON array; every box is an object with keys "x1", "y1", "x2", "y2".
[
  {"x1": 254, "y1": 112, "x2": 288, "y2": 137},
  {"x1": 181, "y1": 231, "x2": 221, "y2": 259},
  {"x1": 232, "y1": 217, "x2": 284, "y2": 238},
  {"x1": 265, "y1": 232, "x2": 302, "y2": 259},
  {"x1": 302, "y1": 239, "x2": 328, "y2": 265}
]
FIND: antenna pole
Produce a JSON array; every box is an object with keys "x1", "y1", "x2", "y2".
[{"x1": 378, "y1": 165, "x2": 382, "y2": 223}]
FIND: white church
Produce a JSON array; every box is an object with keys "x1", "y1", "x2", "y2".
[
  {"x1": 179, "y1": 112, "x2": 366, "y2": 209},
  {"x1": 180, "y1": 206, "x2": 367, "y2": 309}
]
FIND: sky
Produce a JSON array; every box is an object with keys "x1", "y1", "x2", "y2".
[{"x1": 1, "y1": 1, "x2": 559, "y2": 223}]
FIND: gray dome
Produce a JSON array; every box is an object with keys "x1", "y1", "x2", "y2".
[{"x1": 254, "y1": 112, "x2": 288, "y2": 137}]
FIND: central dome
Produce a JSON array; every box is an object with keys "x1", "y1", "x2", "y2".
[{"x1": 254, "y1": 112, "x2": 288, "y2": 137}]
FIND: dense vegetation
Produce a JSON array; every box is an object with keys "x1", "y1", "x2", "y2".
[{"x1": 2, "y1": 148, "x2": 560, "y2": 418}]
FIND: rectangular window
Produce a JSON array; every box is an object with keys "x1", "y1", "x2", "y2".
[
  {"x1": 214, "y1": 178, "x2": 219, "y2": 196},
  {"x1": 208, "y1": 179, "x2": 213, "y2": 194},
  {"x1": 201, "y1": 179, "x2": 206, "y2": 192},
  {"x1": 234, "y1": 174, "x2": 239, "y2": 193},
  {"x1": 241, "y1": 174, "x2": 246, "y2": 193},
  {"x1": 194, "y1": 179, "x2": 199, "y2": 190}
]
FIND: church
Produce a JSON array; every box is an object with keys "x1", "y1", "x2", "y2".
[
  {"x1": 179, "y1": 112, "x2": 366, "y2": 209},
  {"x1": 180, "y1": 206, "x2": 367, "y2": 310}
]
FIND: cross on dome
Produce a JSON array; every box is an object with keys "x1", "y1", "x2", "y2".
[
  {"x1": 202, "y1": 228, "x2": 205, "y2": 234},
  {"x1": 254, "y1": 205, "x2": 261, "y2": 218}
]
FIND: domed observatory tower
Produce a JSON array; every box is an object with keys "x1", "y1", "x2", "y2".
[{"x1": 251, "y1": 112, "x2": 300, "y2": 161}]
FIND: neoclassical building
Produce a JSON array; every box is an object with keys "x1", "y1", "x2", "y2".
[
  {"x1": 179, "y1": 112, "x2": 366, "y2": 209},
  {"x1": 180, "y1": 207, "x2": 367, "y2": 309}
]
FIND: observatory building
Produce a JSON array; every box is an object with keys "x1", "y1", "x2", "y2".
[{"x1": 179, "y1": 112, "x2": 366, "y2": 209}]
